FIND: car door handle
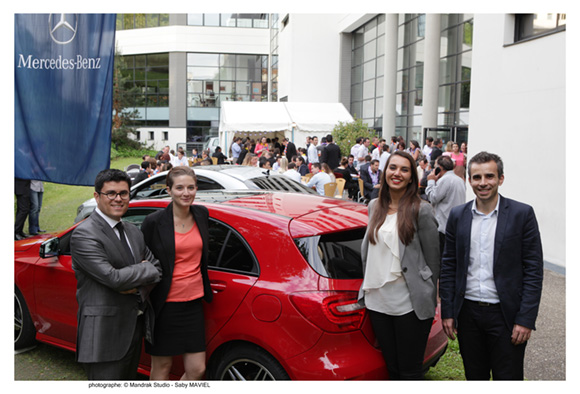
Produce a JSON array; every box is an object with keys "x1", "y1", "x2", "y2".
[{"x1": 210, "y1": 281, "x2": 227, "y2": 293}]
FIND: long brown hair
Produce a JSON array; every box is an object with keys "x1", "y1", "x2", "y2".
[{"x1": 368, "y1": 150, "x2": 421, "y2": 246}]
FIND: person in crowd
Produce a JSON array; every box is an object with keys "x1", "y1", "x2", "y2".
[
  {"x1": 422, "y1": 137, "x2": 434, "y2": 162},
  {"x1": 356, "y1": 137, "x2": 371, "y2": 165},
  {"x1": 398, "y1": 140, "x2": 406, "y2": 151},
  {"x1": 191, "y1": 148, "x2": 199, "y2": 160},
  {"x1": 141, "y1": 166, "x2": 213, "y2": 380},
  {"x1": 334, "y1": 157, "x2": 358, "y2": 200},
  {"x1": 212, "y1": 146, "x2": 227, "y2": 165},
  {"x1": 162, "y1": 163, "x2": 173, "y2": 172},
  {"x1": 254, "y1": 137, "x2": 268, "y2": 157},
  {"x1": 237, "y1": 141, "x2": 251, "y2": 165},
  {"x1": 283, "y1": 138, "x2": 298, "y2": 161},
  {"x1": 159, "y1": 146, "x2": 171, "y2": 163},
  {"x1": 369, "y1": 136, "x2": 379, "y2": 154},
  {"x1": 296, "y1": 156, "x2": 309, "y2": 176},
  {"x1": 360, "y1": 159, "x2": 381, "y2": 200},
  {"x1": 71, "y1": 169, "x2": 162, "y2": 380},
  {"x1": 258, "y1": 156, "x2": 272, "y2": 170},
  {"x1": 347, "y1": 154, "x2": 359, "y2": 177},
  {"x1": 299, "y1": 148, "x2": 309, "y2": 165},
  {"x1": 417, "y1": 158, "x2": 430, "y2": 199},
  {"x1": 350, "y1": 137, "x2": 363, "y2": 168},
  {"x1": 172, "y1": 150, "x2": 189, "y2": 167},
  {"x1": 359, "y1": 154, "x2": 372, "y2": 175},
  {"x1": 305, "y1": 163, "x2": 332, "y2": 196},
  {"x1": 230, "y1": 137, "x2": 242, "y2": 162},
  {"x1": 379, "y1": 144, "x2": 391, "y2": 172},
  {"x1": 442, "y1": 141, "x2": 454, "y2": 157},
  {"x1": 426, "y1": 156, "x2": 466, "y2": 255},
  {"x1": 277, "y1": 157, "x2": 289, "y2": 174},
  {"x1": 28, "y1": 180, "x2": 45, "y2": 235},
  {"x1": 430, "y1": 138, "x2": 443, "y2": 168},
  {"x1": 283, "y1": 162, "x2": 302, "y2": 183},
  {"x1": 321, "y1": 134, "x2": 341, "y2": 170},
  {"x1": 389, "y1": 136, "x2": 399, "y2": 155},
  {"x1": 15, "y1": 178, "x2": 31, "y2": 240},
  {"x1": 321, "y1": 162, "x2": 336, "y2": 183},
  {"x1": 133, "y1": 160, "x2": 153, "y2": 186},
  {"x1": 450, "y1": 142, "x2": 466, "y2": 180},
  {"x1": 154, "y1": 160, "x2": 164, "y2": 175},
  {"x1": 372, "y1": 139, "x2": 386, "y2": 161},
  {"x1": 460, "y1": 142, "x2": 468, "y2": 156},
  {"x1": 305, "y1": 136, "x2": 312, "y2": 150},
  {"x1": 307, "y1": 136, "x2": 320, "y2": 170},
  {"x1": 241, "y1": 153, "x2": 258, "y2": 167},
  {"x1": 359, "y1": 150, "x2": 440, "y2": 380},
  {"x1": 440, "y1": 151, "x2": 543, "y2": 380},
  {"x1": 408, "y1": 140, "x2": 421, "y2": 162}
]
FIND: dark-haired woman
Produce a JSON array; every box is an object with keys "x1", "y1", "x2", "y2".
[
  {"x1": 141, "y1": 166, "x2": 213, "y2": 380},
  {"x1": 358, "y1": 150, "x2": 440, "y2": 380}
]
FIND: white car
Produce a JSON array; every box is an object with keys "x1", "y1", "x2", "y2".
[{"x1": 74, "y1": 165, "x2": 317, "y2": 223}]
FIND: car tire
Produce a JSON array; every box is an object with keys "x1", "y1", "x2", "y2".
[
  {"x1": 15, "y1": 287, "x2": 36, "y2": 350},
  {"x1": 209, "y1": 343, "x2": 289, "y2": 381}
]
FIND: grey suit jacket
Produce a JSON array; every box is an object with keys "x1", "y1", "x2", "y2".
[
  {"x1": 71, "y1": 211, "x2": 162, "y2": 363},
  {"x1": 359, "y1": 199, "x2": 440, "y2": 320}
]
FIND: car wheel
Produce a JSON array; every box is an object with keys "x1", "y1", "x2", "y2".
[
  {"x1": 15, "y1": 287, "x2": 36, "y2": 350},
  {"x1": 210, "y1": 343, "x2": 289, "y2": 381}
]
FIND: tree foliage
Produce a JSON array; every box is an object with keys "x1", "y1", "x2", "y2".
[
  {"x1": 332, "y1": 117, "x2": 377, "y2": 157},
  {"x1": 111, "y1": 50, "x2": 142, "y2": 150}
]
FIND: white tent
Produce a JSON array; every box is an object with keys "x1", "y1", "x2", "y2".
[{"x1": 219, "y1": 101, "x2": 354, "y2": 153}]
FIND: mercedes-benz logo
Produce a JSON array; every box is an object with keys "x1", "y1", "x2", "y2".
[{"x1": 48, "y1": 14, "x2": 78, "y2": 45}]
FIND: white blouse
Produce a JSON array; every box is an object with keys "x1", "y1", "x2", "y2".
[{"x1": 362, "y1": 213, "x2": 413, "y2": 316}]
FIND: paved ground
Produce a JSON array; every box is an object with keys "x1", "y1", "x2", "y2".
[{"x1": 14, "y1": 267, "x2": 565, "y2": 381}]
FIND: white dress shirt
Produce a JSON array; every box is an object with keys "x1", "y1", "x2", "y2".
[{"x1": 465, "y1": 196, "x2": 501, "y2": 304}]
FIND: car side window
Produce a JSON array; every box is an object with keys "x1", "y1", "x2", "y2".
[
  {"x1": 133, "y1": 177, "x2": 168, "y2": 200},
  {"x1": 122, "y1": 208, "x2": 162, "y2": 229},
  {"x1": 208, "y1": 218, "x2": 258, "y2": 276},
  {"x1": 197, "y1": 175, "x2": 225, "y2": 191}
]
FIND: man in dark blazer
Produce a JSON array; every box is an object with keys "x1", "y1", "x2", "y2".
[
  {"x1": 132, "y1": 160, "x2": 152, "y2": 186},
  {"x1": 320, "y1": 134, "x2": 341, "y2": 170},
  {"x1": 283, "y1": 138, "x2": 297, "y2": 161},
  {"x1": 71, "y1": 169, "x2": 162, "y2": 380},
  {"x1": 440, "y1": 151, "x2": 543, "y2": 380},
  {"x1": 359, "y1": 159, "x2": 381, "y2": 200}
]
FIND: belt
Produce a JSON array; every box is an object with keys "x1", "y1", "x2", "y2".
[{"x1": 465, "y1": 299, "x2": 499, "y2": 307}]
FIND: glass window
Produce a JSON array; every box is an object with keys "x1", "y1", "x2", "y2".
[
  {"x1": 294, "y1": 229, "x2": 365, "y2": 280},
  {"x1": 123, "y1": 208, "x2": 161, "y2": 229},
  {"x1": 189, "y1": 53, "x2": 219, "y2": 66},
  {"x1": 208, "y1": 219, "x2": 258, "y2": 275},
  {"x1": 515, "y1": 14, "x2": 566, "y2": 42},
  {"x1": 205, "y1": 14, "x2": 220, "y2": 26}
]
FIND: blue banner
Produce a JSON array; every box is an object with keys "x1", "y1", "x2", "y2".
[{"x1": 15, "y1": 14, "x2": 116, "y2": 186}]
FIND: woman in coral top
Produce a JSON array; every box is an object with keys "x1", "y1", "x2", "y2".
[{"x1": 141, "y1": 166, "x2": 213, "y2": 380}]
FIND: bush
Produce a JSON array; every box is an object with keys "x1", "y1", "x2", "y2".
[{"x1": 332, "y1": 117, "x2": 378, "y2": 157}]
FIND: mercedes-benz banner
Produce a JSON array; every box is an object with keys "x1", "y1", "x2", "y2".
[{"x1": 15, "y1": 14, "x2": 116, "y2": 186}]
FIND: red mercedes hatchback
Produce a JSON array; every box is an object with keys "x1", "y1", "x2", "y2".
[{"x1": 15, "y1": 192, "x2": 447, "y2": 380}]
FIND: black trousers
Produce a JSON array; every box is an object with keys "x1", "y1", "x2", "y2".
[
  {"x1": 82, "y1": 316, "x2": 144, "y2": 380},
  {"x1": 368, "y1": 310, "x2": 433, "y2": 380},
  {"x1": 457, "y1": 300, "x2": 527, "y2": 380}
]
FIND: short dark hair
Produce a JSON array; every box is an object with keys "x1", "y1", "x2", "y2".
[
  {"x1": 326, "y1": 134, "x2": 333, "y2": 143},
  {"x1": 436, "y1": 155, "x2": 455, "y2": 171},
  {"x1": 166, "y1": 166, "x2": 197, "y2": 189},
  {"x1": 311, "y1": 163, "x2": 321, "y2": 170},
  {"x1": 141, "y1": 161, "x2": 151, "y2": 170},
  {"x1": 426, "y1": 136, "x2": 434, "y2": 142},
  {"x1": 288, "y1": 162, "x2": 296, "y2": 169},
  {"x1": 296, "y1": 156, "x2": 305, "y2": 164},
  {"x1": 258, "y1": 156, "x2": 270, "y2": 168},
  {"x1": 468, "y1": 151, "x2": 504, "y2": 178},
  {"x1": 94, "y1": 169, "x2": 131, "y2": 193}
]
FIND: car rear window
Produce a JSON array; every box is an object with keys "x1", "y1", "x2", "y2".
[
  {"x1": 294, "y1": 228, "x2": 365, "y2": 279},
  {"x1": 248, "y1": 176, "x2": 318, "y2": 194}
]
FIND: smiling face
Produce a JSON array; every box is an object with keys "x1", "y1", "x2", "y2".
[
  {"x1": 167, "y1": 175, "x2": 197, "y2": 209},
  {"x1": 94, "y1": 181, "x2": 130, "y2": 221},
  {"x1": 469, "y1": 161, "x2": 504, "y2": 206},
  {"x1": 385, "y1": 154, "x2": 413, "y2": 192}
]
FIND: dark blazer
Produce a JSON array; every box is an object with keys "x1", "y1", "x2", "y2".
[
  {"x1": 359, "y1": 166, "x2": 380, "y2": 200},
  {"x1": 285, "y1": 142, "x2": 298, "y2": 160},
  {"x1": 140, "y1": 203, "x2": 213, "y2": 317},
  {"x1": 359, "y1": 199, "x2": 440, "y2": 320},
  {"x1": 71, "y1": 211, "x2": 162, "y2": 363},
  {"x1": 440, "y1": 195, "x2": 543, "y2": 331},
  {"x1": 132, "y1": 170, "x2": 149, "y2": 186},
  {"x1": 321, "y1": 143, "x2": 341, "y2": 170}
]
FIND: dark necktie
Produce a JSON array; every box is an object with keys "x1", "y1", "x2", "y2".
[{"x1": 115, "y1": 222, "x2": 134, "y2": 263}]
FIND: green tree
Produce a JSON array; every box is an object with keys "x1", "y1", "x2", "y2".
[
  {"x1": 111, "y1": 50, "x2": 142, "y2": 151},
  {"x1": 332, "y1": 117, "x2": 377, "y2": 157}
]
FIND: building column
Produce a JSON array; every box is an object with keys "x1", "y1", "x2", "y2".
[
  {"x1": 169, "y1": 52, "x2": 186, "y2": 128},
  {"x1": 421, "y1": 14, "x2": 441, "y2": 138},
  {"x1": 381, "y1": 14, "x2": 398, "y2": 139}
]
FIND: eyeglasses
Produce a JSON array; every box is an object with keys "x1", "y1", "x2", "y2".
[{"x1": 98, "y1": 191, "x2": 130, "y2": 200}]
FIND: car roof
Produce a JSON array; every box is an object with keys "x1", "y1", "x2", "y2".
[{"x1": 131, "y1": 191, "x2": 369, "y2": 237}]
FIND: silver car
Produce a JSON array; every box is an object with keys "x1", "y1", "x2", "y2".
[{"x1": 74, "y1": 165, "x2": 316, "y2": 223}]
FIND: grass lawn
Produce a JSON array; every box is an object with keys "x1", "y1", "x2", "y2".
[{"x1": 425, "y1": 338, "x2": 465, "y2": 380}]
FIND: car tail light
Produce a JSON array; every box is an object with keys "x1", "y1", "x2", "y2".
[{"x1": 289, "y1": 291, "x2": 365, "y2": 333}]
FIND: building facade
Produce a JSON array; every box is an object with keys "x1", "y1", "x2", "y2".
[{"x1": 116, "y1": 13, "x2": 565, "y2": 267}]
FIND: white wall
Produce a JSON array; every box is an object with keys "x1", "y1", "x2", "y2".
[
  {"x1": 278, "y1": 14, "x2": 343, "y2": 102},
  {"x1": 135, "y1": 127, "x2": 186, "y2": 153},
  {"x1": 469, "y1": 14, "x2": 566, "y2": 267}
]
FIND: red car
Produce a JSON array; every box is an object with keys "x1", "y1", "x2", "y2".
[{"x1": 15, "y1": 192, "x2": 447, "y2": 380}]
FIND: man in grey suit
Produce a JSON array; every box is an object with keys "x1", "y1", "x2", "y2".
[{"x1": 71, "y1": 169, "x2": 162, "y2": 380}]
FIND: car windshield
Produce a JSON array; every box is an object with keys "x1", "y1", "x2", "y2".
[{"x1": 294, "y1": 228, "x2": 365, "y2": 279}]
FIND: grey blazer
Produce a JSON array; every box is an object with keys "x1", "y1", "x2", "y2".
[
  {"x1": 359, "y1": 199, "x2": 440, "y2": 320},
  {"x1": 71, "y1": 211, "x2": 162, "y2": 363}
]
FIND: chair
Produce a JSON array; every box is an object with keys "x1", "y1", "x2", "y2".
[
  {"x1": 335, "y1": 178, "x2": 346, "y2": 198},
  {"x1": 324, "y1": 182, "x2": 337, "y2": 198},
  {"x1": 303, "y1": 173, "x2": 313, "y2": 182},
  {"x1": 211, "y1": 157, "x2": 218, "y2": 165},
  {"x1": 357, "y1": 178, "x2": 368, "y2": 204}
]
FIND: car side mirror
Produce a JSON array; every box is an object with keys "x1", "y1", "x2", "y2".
[{"x1": 39, "y1": 237, "x2": 60, "y2": 259}]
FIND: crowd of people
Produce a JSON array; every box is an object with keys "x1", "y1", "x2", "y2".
[{"x1": 17, "y1": 131, "x2": 543, "y2": 381}]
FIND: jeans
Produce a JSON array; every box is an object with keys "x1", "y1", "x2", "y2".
[{"x1": 28, "y1": 190, "x2": 43, "y2": 234}]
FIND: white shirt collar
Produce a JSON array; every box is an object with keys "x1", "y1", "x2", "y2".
[
  {"x1": 95, "y1": 207, "x2": 121, "y2": 229},
  {"x1": 471, "y1": 194, "x2": 501, "y2": 216}
]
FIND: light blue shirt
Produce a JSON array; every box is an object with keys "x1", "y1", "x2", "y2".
[
  {"x1": 465, "y1": 196, "x2": 501, "y2": 304},
  {"x1": 231, "y1": 142, "x2": 242, "y2": 159},
  {"x1": 306, "y1": 172, "x2": 331, "y2": 196}
]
